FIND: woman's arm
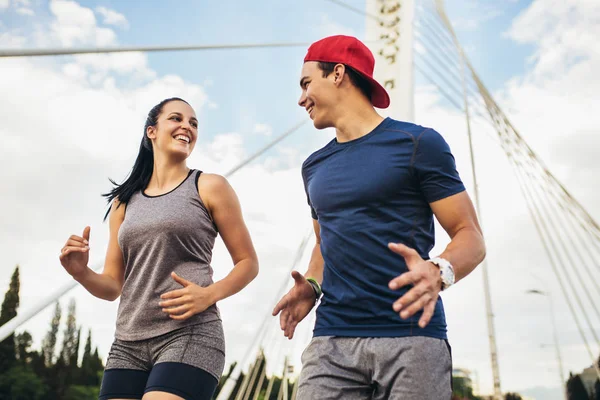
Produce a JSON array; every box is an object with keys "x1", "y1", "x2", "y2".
[
  {"x1": 200, "y1": 173, "x2": 259, "y2": 302},
  {"x1": 60, "y1": 200, "x2": 126, "y2": 301}
]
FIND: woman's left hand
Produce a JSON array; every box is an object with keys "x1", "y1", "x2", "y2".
[{"x1": 159, "y1": 272, "x2": 216, "y2": 320}]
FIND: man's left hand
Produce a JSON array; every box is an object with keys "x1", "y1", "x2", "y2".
[{"x1": 388, "y1": 243, "x2": 442, "y2": 328}]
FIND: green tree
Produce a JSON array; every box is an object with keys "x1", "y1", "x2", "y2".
[
  {"x1": 52, "y1": 357, "x2": 69, "y2": 400},
  {"x1": 78, "y1": 329, "x2": 102, "y2": 386},
  {"x1": 214, "y1": 361, "x2": 237, "y2": 399},
  {"x1": 63, "y1": 384, "x2": 99, "y2": 400},
  {"x1": 60, "y1": 299, "x2": 79, "y2": 367},
  {"x1": 567, "y1": 372, "x2": 589, "y2": 400},
  {"x1": 504, "y1": 393, "x2": 523, "y2": 400},
  {"x1": 595, "y1": 357, "x2": 600, "y2": 400},
  {"x1": 451, "y1": 375, "x2": 481, "y2": 400},
  {"x1": 42, "y1": 302, "x2": 61, "y2": 367},
  {"x1": 29, "y1": 349, "x2": 46, "y2": 380},
  {"x1": 14, "y1": 330, "x2": 33, "y2": 364},
  {"x1": 91, "y1": 347, "x2": 104, "y2": 378},
  {"x1": 49, "y1": 299, "x2": 83, "y2": 400},
  {"x1": 0, "y1": 265, "x2": 20, "y2": 373},
  {"x1": 79, "y1": 330, "x2": 93, "y2": 384},
  {"x1": 59, "y1": 299, "x2": 81, "y2": 392},
  {"x1": 0, "y1": 364, "x2": 47, "y2": 400}
]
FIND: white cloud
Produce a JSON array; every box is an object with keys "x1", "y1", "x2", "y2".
[
  {"x1": 95, "y1": 6, "x2": 128, "y2": 29},
  {"x1": 203, "y1": 133, "x2": 246, "y2": 171},
  {"x1": 450, "y1": 1, "x2": 505, "y2": 32},
  {"x1": 505, "y1": 0, "x2": 600, "y2": 86},
  {"x1": 50, "y1": 0, "x2": 116, "y2": 47},
  {"x1": 0, "y1": 0, "x2": 9, "y2": 10},
  {"x1": 501, "y1": 0, "x2": 600, "y2": 199},
  {"x1": 72, "y1": 52, "x2": 156, "y2": 81},
  {"x1": 62, "y1": 62, "x2": 87, "y2": 81},
  {"x1": 253, "y1": 123, "x2": 272, "y2": 136},
  {"x1": 0, "y1": 31, "x2": 26, "y2": 47},
  {"x1": 315, "y1": 13, "x2": 356, "y2": 37},
  {"x1": 15, "y1": 0, "x2": 154, "y2": 82},
  {"x1": 15, "y1": 7, "x2": 33, "y2": 15},
  {"x1": 13, "y1": 0, "x2": 32, "y2": 15}
]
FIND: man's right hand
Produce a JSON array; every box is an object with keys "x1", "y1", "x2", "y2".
[{"x1": 272, "y1": 270, "x2": 317, "y2": 339}]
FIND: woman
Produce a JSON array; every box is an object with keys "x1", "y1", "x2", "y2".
[{"x1": 59, "y1": 97, "x2": 259, "y2": 400}]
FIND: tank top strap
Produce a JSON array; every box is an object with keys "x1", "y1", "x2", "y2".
[
  {"x1": 178, "y1": 168, "x2": 199, "y2": 197},
  {"x1": 192, "y1": 169, "x2": 203, "y2": 193}
]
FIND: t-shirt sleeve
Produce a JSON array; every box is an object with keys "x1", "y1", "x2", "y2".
[
  {"x1": 413, "y1": 128, "x2": 465, "y2": 203},
  {"x1": 301, "y1": 166, "x2": 319, "y2": 220}
]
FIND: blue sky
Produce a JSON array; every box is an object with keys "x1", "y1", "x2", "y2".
[{"x1": 1, "y1": 1, "x2": 599, "y2": 399}]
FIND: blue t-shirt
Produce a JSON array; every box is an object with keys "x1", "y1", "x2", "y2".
[{"x1": 302, "y1": 117, "x2": 465, "y2": 339}]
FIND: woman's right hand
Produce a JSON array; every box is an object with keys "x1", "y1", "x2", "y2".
[{"x1": 59, "y1": 226, "x2": 91, "y2": 280}]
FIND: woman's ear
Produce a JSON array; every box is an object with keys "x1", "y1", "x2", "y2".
[{"x1": 146, "y1": 125, "x2": 156, "y2": 140}]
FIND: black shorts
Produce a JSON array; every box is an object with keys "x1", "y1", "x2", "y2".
[{"x1": 99, "y1": 362, "x2": 218, "y2": 399}]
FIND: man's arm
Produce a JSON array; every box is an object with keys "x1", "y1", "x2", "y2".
[
  {"x1": 431, "y1": 191, "x2": 486, "y2": 282},
  {"x1": 305, "y1": 219, "x2": 324, "y2": 283},
  {"x1": 388, "y1": 191, "x2": 485, "y2": 328}
]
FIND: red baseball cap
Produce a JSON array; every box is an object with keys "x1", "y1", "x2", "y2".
[{"x1": 303, "y1": 35, "x2": 390, "y2": 109}]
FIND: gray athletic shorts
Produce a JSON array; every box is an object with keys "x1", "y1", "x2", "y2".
[
  {"x1": 297, "y1": 336, "x2": 452, "y2": 400},
  {"x1": 105, "y1": 321, "x2": 225, "y2": 381}
]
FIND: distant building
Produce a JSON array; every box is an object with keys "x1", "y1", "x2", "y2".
[
  {"x1": 453, "y1": 367, "x2": 480, "y2": 395},
  {"x1": 579, "y1": 365, "x2": 598, "y2": 396},
  {"x1": 453, "y1": 368, "x2": 472, "y2": 385}
]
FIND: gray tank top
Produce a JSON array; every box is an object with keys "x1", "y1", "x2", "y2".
[{"x1": 115, "y1": 170, "x2": 221, "y2": 341}]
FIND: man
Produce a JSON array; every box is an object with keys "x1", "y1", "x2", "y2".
[{"x1": 272, "y1": 35, "x2": 486, "y2": 399}]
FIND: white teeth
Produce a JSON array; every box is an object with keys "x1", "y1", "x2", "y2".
[
  {"x1": 175, "y1": 135, "x2": 190, "y2": 143},
  {"x1": 307, "y1": 107, "x2": 313, "y2": 114}
]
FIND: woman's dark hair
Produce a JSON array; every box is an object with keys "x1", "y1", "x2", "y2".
[
  {"x1": 102, "y1": 97, "x2": 190, "y2": 220},
  {"x1": 317, "y1": 62, "x2": 372, "y2": 101}
]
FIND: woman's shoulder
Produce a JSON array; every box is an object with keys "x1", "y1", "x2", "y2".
[
  {"x1": 196, "y1": 172, "x2": 235, "y2": 197},
  {"x1": 196, "y1": 172, "x2": 236, "y2": 211},
  {"x1": 196, "y1": 171, "x2": 229, "y2": 189},
  {"x1": 108, "y1": 197, "x2": 126, "y2": 223}
]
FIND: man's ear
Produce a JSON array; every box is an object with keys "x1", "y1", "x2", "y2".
[{"x1": 333, "y1": 64, "x2": 346, "y2": 86}]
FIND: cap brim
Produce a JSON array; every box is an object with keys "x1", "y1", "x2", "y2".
[{"x1": 366, "y1": 77, "x2": 390, "y2": 109}]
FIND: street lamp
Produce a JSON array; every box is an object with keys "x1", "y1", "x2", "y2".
[{"x1": 526, "y1": 289, "x2": 566, "y2": 400}]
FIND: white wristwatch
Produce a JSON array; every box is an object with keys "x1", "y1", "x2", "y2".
[{"x1": 429, "y1": 257, "x2": 455, "y2": 291}]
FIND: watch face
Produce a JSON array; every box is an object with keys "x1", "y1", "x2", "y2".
[
  {"x1": 441, "y1": 263, "x2": 455, "y2": 288},
  {"x1": 430, "y1": 258, "x2": 454, "y2": 289}
]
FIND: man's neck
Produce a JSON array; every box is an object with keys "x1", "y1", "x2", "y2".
[{"x1": 334, "y1": 103, "x2": 385, "y2": 143}]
